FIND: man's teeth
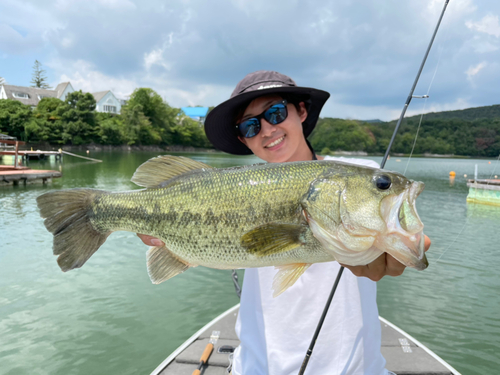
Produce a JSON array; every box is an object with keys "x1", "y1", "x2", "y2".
[{"x1": 266, "y1": 136, "x2": 285, "y2": 148}]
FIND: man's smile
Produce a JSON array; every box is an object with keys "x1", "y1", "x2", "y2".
[{"x1": 265, "y1": 135, "x2": 285, "y2": 148}]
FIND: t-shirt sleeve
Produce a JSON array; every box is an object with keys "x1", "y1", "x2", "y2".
[{"x1": 322, "y1": 155, "x2": 380, "y2": 169}]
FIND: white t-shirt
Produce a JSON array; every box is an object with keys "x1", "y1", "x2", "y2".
[{"x1": 232, "y1": 157, "x2": 389, "y2": 375}]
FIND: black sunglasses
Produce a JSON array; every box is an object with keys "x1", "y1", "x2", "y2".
[{"x1": 235, "y1": 100, "x2": 288, "y2": 138}]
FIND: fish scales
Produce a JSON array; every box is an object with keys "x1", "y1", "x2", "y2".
[{"x1": 89, "y1": 161, "x2": 334, "y2": 269}]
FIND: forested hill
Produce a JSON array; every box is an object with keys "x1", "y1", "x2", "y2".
[
  {"x1": 310, "y1": 103, "x2": 500, "y2": 157},
  {"x1": 390, "y1": 103, "x2": 500, "y2": 123}
]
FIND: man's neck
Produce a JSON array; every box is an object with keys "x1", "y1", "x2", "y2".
[{"x1": 285, "y1": 139, "x2": 315, "y2": 162}]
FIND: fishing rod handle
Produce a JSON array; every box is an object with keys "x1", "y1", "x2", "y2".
[
  {"x1": 200, "y1": 343, "x2": 214, "y2": 363},
  {"x1": 191, "y1": 343, "x2": 214, "y2": 375}
]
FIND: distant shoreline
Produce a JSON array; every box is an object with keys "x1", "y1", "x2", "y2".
[{"x1": 15, "y1": 143, "x2": 497, "y2": 159}]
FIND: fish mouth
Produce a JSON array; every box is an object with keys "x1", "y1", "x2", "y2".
[{"x1": 379, "y1": 181, "x2": 428, "y2": 270}]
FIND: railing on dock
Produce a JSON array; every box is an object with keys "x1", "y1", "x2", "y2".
[{"x1": 0, "y1": 135, "x2": 26, "y2": 169}]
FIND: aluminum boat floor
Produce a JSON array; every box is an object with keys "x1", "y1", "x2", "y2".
[{"x1": 153, "y1": 305, "x2": 459, "y2": 375}]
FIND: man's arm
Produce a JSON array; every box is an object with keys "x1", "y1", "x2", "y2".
[{"x1": 136, "y1": 234, "x2": 432, "y2": 281}]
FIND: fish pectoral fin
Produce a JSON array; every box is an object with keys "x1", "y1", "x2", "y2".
[
  {"x1": 240, "y1": 223, "x2": 307, "y2": 257},
  {"x1": 146, "y1": 245, "x2": 190, "y2": 284},
  {"x1": 272, "y1": 263, "x2": 311, "y2": 297},
  {"x1": 131, "y1": 155, "x2": 214, "y2": 188}
]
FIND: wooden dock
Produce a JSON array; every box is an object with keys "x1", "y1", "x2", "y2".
[
  {"x1": 466, "y1": 179, "x2": 500, "y2": 206},
  {"x1": 0, "y1": 136, "x2": 62, "y2": 186},
  {"x1": 0, "y1": 149, "x2": 63, "y2": 160},
  {"x1": 0, "y1": 165, "x2": 61, "y2": 186}
]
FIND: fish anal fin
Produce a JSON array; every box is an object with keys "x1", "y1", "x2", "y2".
[
  {"x1": 147, "y1": 245, "x2": 190, "y2": 284},
  {"x1": 131, "y1": 155, "x2": 214, "y2": 188},
  {"x1": 241, "y1": 223, "x2": 307, "y2": 257},
  {"x1": 272, "y1": 263, "x2": 311, "y2": 297}
]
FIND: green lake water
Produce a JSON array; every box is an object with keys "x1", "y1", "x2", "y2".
[{"x1": 1, "y1": 151, "x2": 499, "y2": 374}]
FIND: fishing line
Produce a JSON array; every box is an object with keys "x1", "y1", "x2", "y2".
[
  {"x1": 403, "y1": 1, "x2": 453, "y2": 176},
  {"x1": 487, "y1": 153, "x2": 500, "y2": 179},
  {"x1": 298, "y1": 2, "x2": 450, "y2": 374},
  {"x1": 434, "y1": 219, "x2": 469, "y2": 264},
  {"x1": 403, "y1": 45, "x2": 443, "y2": 176}
]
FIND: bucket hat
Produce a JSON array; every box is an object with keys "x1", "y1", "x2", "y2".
[{"x1": 204, "y1": 70, "x2": 330, "y2": 155}]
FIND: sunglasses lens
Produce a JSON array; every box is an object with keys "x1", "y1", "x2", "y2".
[
  {"x1": 237, "y1": 101, "x2": 288, "y2": 138},
  {"x1": 238, "y1": 118, "x2": 260, "y2": 138},
  {"x1": 265, "y1": 103, "x2": 287, "y2": 125}
]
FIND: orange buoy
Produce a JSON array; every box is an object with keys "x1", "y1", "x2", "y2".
[
  {"x1": 489, "y1": 161, "x2": 491, "y2": 164},
  {"x1": 449, "y1": 171, "x2": 456, "y2": 177}
]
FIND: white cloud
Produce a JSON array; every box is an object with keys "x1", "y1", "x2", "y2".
[
  {"x1": 465, "y1": 61, "x2": 487, "y2": 79},
  {"x1": 60, "y1": 37, "x2": 73, "y2": 48},
  {"x1": 144, "y1": 33, "x2": 173, "y2": 70},
  {"x1": 466, "y1": 14, "x2": 500, "y2": 37},
  {"x1": 55, "y1": 60, "x2": 137, "y2": 98}
]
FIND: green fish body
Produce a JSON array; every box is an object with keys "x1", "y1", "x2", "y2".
[{"x1": 37, "y1": 155, "x2": 427, "y2": 296}]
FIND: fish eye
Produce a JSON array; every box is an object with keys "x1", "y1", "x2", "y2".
[{"x1": 375, "y1": 175, "x2": 392, "y2": 190}]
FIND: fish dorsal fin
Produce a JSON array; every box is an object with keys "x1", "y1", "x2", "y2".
[
  {"x1": 272, "y1": 263, "x2": 311, "y2": 297},
  {"x1": 131, "y1": 155, "x2": 214, "y2": 188},
  {"x1": 241, "y1": 223, "x2": 308, "y2": 256},
  {"x1": 147, "y1": 245, "x2": 191, "y2": 284}
]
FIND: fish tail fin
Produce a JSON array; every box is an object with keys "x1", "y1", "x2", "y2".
[{"x1": 36, "y1": 189, "x2": 111, "y2": 272}]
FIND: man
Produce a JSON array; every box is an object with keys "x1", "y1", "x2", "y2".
[{"x1": 139, "y1": 70, "x2": 430, "y2": 374}]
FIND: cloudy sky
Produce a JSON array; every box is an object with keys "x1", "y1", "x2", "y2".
[{"x1": 1, "y1": 0, "x2": 499, "y2": 121}]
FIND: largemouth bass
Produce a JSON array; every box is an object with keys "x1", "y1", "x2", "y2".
[{"x1": 37, "y1": 155, "x2": 427, "y2": 296}]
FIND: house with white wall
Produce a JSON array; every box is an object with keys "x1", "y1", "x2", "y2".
[
  {"x1": 92, "y1": 90, "x2": 122, "y2": 114},
  {"x1": 0, "y1": 82, "x2": 125, "y2": 114},
  {"x1": 0, "y1": 84, "x2": 65, "y2": 107}
]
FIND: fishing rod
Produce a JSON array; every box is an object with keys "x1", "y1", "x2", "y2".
[{"x1": 298, "y1": 1, "x2": 450, "y2": 374}]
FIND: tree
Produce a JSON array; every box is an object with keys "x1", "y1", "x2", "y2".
[
  {"x1": 27, "y1": 97, "x2": 65, "y2": 143},
  {"x1": 168, "y1": 117, "x2": 212, "y2": 148},
  {"x1": 30, "y1": 60, "x2": 51, "y2": 89},
  {"x1": 125, "y1": 88, "x2": 178, "y2": 143},
  {"x1": 57, "y1": 91, "x2": 97, "y2": 144},
  {"x1": 310, "y1": 118, "x2": 375, "y2": 152},
  {"x1": 95, "y1": 113, "x2": 127, "y2": 145},
  {"x1": 121, "y1": 103, "x2": 160, "y2": 145},
  {"x1": 0, "y1": 99, "x2": 33, "y2": 140}
]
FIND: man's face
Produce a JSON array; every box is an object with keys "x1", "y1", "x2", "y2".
[{"x1": 238, "y1": 94, "x2": 309, "y2": 163}]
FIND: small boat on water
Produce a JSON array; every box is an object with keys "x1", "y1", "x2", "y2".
[
  {"x1": 466, "y1": 178, "x2": 500, "y2": 206},
  {"x1": 151, "y1": 304, "x2": 461, "y2": 375}
]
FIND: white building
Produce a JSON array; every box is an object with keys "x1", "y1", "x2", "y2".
[
  {"x1": 91, "y1": 90, "x2": 122, "y2": 114},
  {"x1": 0, "y1": 82, "x2": 125, "y2": 114}
]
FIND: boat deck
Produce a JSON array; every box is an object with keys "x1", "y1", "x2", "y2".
[{"x1": 153, "y1": 305, "x2": 459, "y2": 375}]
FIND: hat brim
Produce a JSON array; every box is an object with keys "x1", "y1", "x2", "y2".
[{"x1": 205, "y1": 86, "x2": 330, "y2": 155}]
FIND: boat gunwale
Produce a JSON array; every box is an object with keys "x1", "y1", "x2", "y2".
[
  {"x1": 150, "y1": 303, "x2": 240, "y2": 375},
  {"x1": 379, "y1": 316, "x2": 462, "y2": 375}
]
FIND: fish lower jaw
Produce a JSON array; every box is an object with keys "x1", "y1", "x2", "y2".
[{"x1": 374, "y1": 231, "x2": 428, "y2": 270}]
